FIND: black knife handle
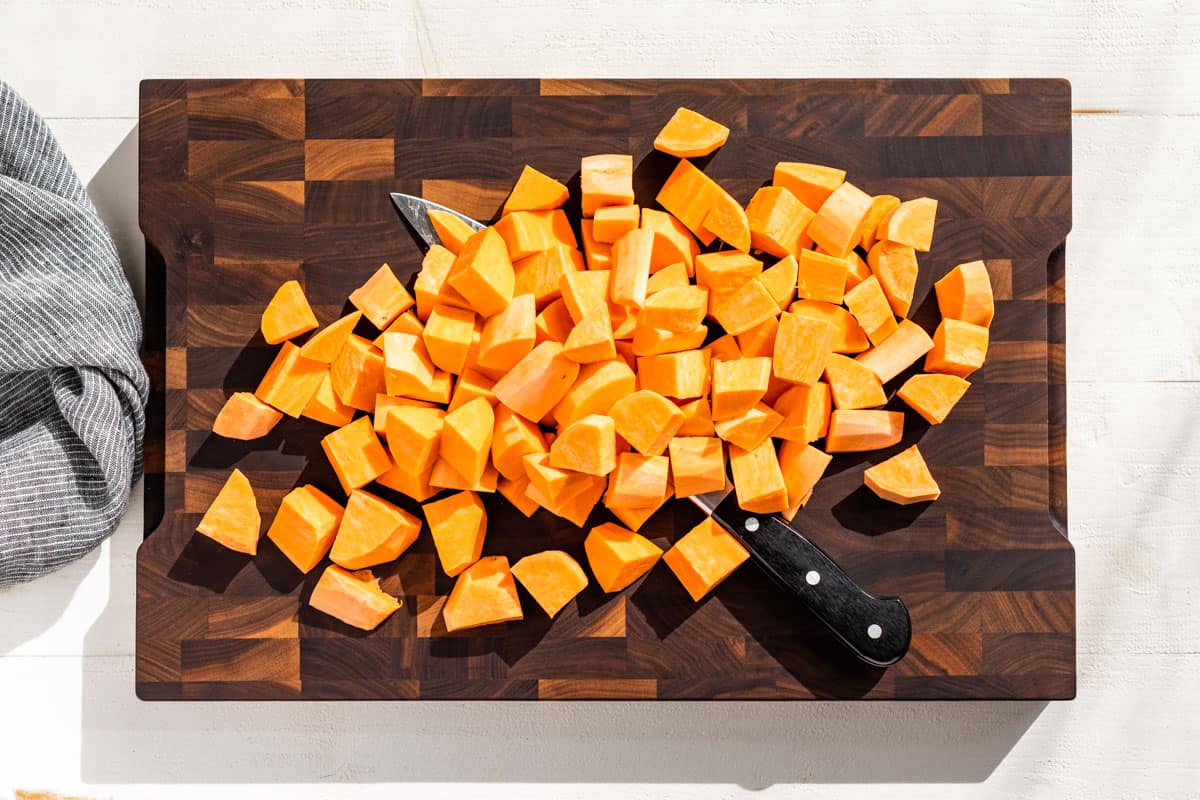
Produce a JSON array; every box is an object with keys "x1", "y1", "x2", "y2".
[{"x1": 712, "y1": 494, "x2": 911, "y2": 667}]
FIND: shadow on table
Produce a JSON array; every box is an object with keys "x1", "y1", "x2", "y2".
[{"x1": 76, "y1": 120, "x2": 1046, "y2": 788}]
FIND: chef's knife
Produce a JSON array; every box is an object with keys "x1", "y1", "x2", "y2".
[
  {"x1": 391, "y1": 193, "x2": 485, "y2": 247},
  {"x1": 390, "y1": 191, "x2": 912, "y2": 667}
]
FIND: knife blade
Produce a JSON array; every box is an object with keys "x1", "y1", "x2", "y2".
[
  {"x1": 390, "y1": 192, "x2": 485, "y2": 248},
  {"x1": 689, "y1": 485, "x2": 911, "y2": 667}
]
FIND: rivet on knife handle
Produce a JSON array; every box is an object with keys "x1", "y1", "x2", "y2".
[{"x1": 712, "y1": 493, "x2": 912, "y2": 667}]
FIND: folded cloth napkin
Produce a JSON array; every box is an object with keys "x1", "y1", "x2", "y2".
[{"x1": 0, "y1": 80, "x2": 148, "y2": 585}]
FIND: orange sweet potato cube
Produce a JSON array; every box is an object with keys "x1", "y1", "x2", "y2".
[
  {"x1": 385, "y1": 405, "x2": 444, "y2": 475},
  {"x1": 583, "y1": 522, "x2": 663, "y2": 592},
  {"x1": 511, "y1": 550, "x2": 589, "y2": 618},
  {"x1": 328, "y1": 334, "x2": 386, "y2": 412},
  {"x1": 581, "y1": 154, "x2": 634, "y2": 216},
  {"x1": 773, "y1": 382, "x2": 831, "y2": 443},
  {"x1": 308, "y1": 564, "x2": 400, "y2": 631},
  {"x1": 349, "y1": 263, "x2": 414, "y2": 330},
  {"x1": 896, "y1": 373, "x2": 971, "y2": 425},
  {"x1": 610, "y1": 228, "x2": 654, "y2": 309},
  {"x1": 423, "y1": 491, "x2": 487, "y2": 577},
  {"x1": 630, "y1": 322, "x2": 707, "y2": 358},
  {"x1": 797, "y1": 249, "x2": 850, "y2": 304},
  {"x1": 592, "y1": 204, "x2": 640, "y2": 243},
  {"x1": 561, "y1": 269, "x2": 611, "y2": 323},
  {"x1": 267, "y1": 485, "x2": 344, "y2": 573},
  {"x1": 773, "y1": 162, "x2": 845, "y2": 211},
  {"x1": 329, "y1": 488, "x2": 421, "y2": 570},
  {"x1": 934, "y1": 260, "x2": 994, "y2": 327},
  {"x1": 494, "y1": 209, "x2": 577, "y2": 260},
  {"x1": 255, "y1": 341, "x2": 327, "y2": 418},
  {"x1": 551, "y1": 359, "x2": 636, "y2": 428},
  {"x1": 492, "y1": 404, "x2": 548, "y2": 480},
  {"x1": 867, "y1": 241, "x2": 919, "y2": 318},
  {"x1": 607, "y1": 452, "x2": 670, "y2": 507},
  {"x1": 711, "y1": 357, "x2": 772, "y2": 421},
  {"x1": 382, "y1": 332, "x2": 436, "y2": 399},
  {"x1": 492, "y1": 341, "x2": 581, "y2": 423},
  {"x1": 414, "y1": 245, "x2": 457, "y2": 321},
  {"x1": 857, "y1": 319, "x2": 936, "y2": 384},
  {"x1": 477, "y1": 293, "x2": 536, "y2": 374},
  {"x1": 446, "y1": 227, "x2": 515, "y2": 318},
  {"x1": 759, "y1": 254, "x2": 798, "y2": 310},
  {"x1": 504, "y1": 164, "x2": 569, "y2": 214},
  {"x1": 676, "y1": 397, "x2": 716, "y2": 436},
  {"x1": 669, "y1": 437, "x2": 727, "y2": 498},
  {"x1": 513, "y1": 245, "x2": 583, "y2": 309},
  {"x1": 778, "y1": 441, "x2": 832, "y2": 513},
  {"x1": 736, "y1": 316, "x2": 779, "y2": 359},
  {"x1": 579, "y1": 218, "x2": 613, "y2": 270},
  {"x1": 663, "y1": 517, "x2": 749, "y2": 601},
  {"x1": 301, "y1": 311, "x2": 362, "y2": 364},
  {"x1": 824, "y1": 353, "x2": 887, "y2": 410},
  {"x1": 713, "y1": 403, "x2": 783, "y2": 451},
  {"x1": 646, "y1": 261, "x2": 691, "y2": 295},
  {"x1": 213, "y1": 392, "x2": 283, "y2": 440},
  {"x1": 562, "y1": 302, "x2": 616, "y2": 364},
  {"x1": 429, "y1": 457, "x2": 499, "y2": 493},
  {"x1": 808, "y1": 181, "x2": 873, "y2": 258},
  {"x1": 497, "y1": 473, "x2": 540, "y2": 517},
  {"x1": 746, "y1": 186, "x2": 814, "y2": 257},
  {"x1": 422, "y1": 304, "x2": 476, "y2": 375},
  {"x1": 610, "y1": 389, "x2": 685, "y2": 456},
  {"x1": 773, "y1": 311, "x2": 834, "y2": 385},
  {"x1": 710, "y1": 279, "x2": 780, "y2": 337},
  {"x1": 427, "y1": 210, "x2": 476, "y2": 254},
  {"x1": 196, "y1": 469, "x2": 260, "y2": 555},
  {"x1": 842, "y1": 274, "x2": 899, "y2": 347},
  {"x1": 925, "y1": 318, "x2": 989, "y2": 378},
  {"x1": 636, "y1": 350, "x2": 710, "y2": 400},
  {"x1": 535, "y1": 297, "x2": 576, "y2": 344},
  {"x1": 549, "y1": 414, "x2": 617, "y2": 476},
  {"x1": 375, "y1": 460, "x2": 436, "y2": 503},
  {"x1": 321, "y1": 416, "x2": 393, "y2": 494},
  {"x1": 440, "y1": 396, "x2": 495, "y2": 485},
  {"x1": 442, "y1": 556, "x2": 524, "y2": 632},
  {"x1": 881, "y1": 197, "x2": 937, "y2": 252},
  {"x1": 825, "y1": 409, "x2": 904, "y2": 452},
  {"x1": 695, "y1": 251, "x2": 762, "y2": 300},
  {"x1": 728, "y1": 439, "x2": 789, "y2": 513},
  {"x1": 261, "y1": 280, "x2": 319, "y2": 345},
  {"x1": 790, "y1": 299, "x2": 870, "y2": 354},
  {"x1": 641, "y1": 208, "x2": 700, "y2": 274}
]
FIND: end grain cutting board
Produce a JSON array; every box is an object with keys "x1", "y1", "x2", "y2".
[{"x1": 137, "y1": 78, "x2": 1073, "y2": 700}]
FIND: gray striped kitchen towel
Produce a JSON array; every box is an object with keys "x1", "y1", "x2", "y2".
[{"x1": 0, "y1": 80, "x2": 147, "y2": 585}]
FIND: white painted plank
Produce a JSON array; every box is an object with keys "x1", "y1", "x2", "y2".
[{"x1": 2, "y1": 1, "x2": 1200, "y2": 118}]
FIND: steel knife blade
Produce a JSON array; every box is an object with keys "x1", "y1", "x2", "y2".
[{"x1": 389, "y1": 192, "x2": 485, "y2": 248}]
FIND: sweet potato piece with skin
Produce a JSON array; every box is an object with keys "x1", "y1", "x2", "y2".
[
  {"x1": 513, "y1": 245, "x2": 583, "y2": 309},
  {"x1": 535, "y1": 297, "x2": 576, "y2": 345},
  {"x1": 610, "y1": 228, "x2": 654, "y2": 309},
  {"x1": 935, "y1": 260, "x2": 995, "y2": 327},
  {"x1": 808, "y1": 181, "x2": 873, "y2": 258},
  {"x1": 579, "y1": 218, "x2": 613, "y2": 271},
  {"x1": 640, "y1": 285, "x2": 708, "y2": 332},
  {"x1": 864, "y1": 445, "x2": 941, "y2": 504},
  {"x1": 349, "y1": 264, "x2": 414, "y2": 330},
  {"x1": 746, "y1": 186, "x2": 814, "y2": 258},
  {"x1": 856, "y1": 319, "x2": 936, "y2": 384},
  {"x1": 492, "y1": 404, "x2": 548, "y2": 480},
  {"x1": 322, "y1": 416, "x2": 393, "y2": 494},
  {"x1": 607, "y1": 453, "x2": 670, "y2": 507},
  {"x1": 631, "y1": 322, "x2": 707, "y2": 357},
  {"x1": 824, "y1": 353, "x2": 887, "y2": 410},
  {"x1": 330, "y1": 489, "x2": 420, "y2": 570},
  {"x1": 303, "y1": 373, "x2": 357, "y2": 427},
  {"x1": 610, "y1": 390, "x2": 684, "y2": 456},
  {"x1": 774, "y1": 382, "x2": 831, "y2": 443},
  {"x1": 676, "y1": 397, "x2": 716, "y2": 436},
  {"x1": 714, "y1": 402, "x2": 783, "y2": 451},
  {"x1": 493, "y1": 341, "x2": 581, "y2": 423},
  {"x1": 443, "y1": 556, "x2": 523, "y2": 632},
  {"x1": 427, "y1": 210, "x2": 475, "y2": 255},
  {"x1": 550, "y1": 414, "x2": 617, "y2": 476},
  {"x1": 512, "y1": 550, "x2": 589, "y2": 617},
  {"x1": 581, "y1": 154, "x2": 634, "y2": 217},
  {"x1": 447, "y1": 227, "x2": 515, "y2": 318},
  {"x1": 584, "y1": 522, "x2": 663, "y2": 593},
  {"x1": 789, "y1": 299, "x2": 870, "y2": 354},
  {"x1": 592, "y1": 204, "x2": 640, "y2": 243},
  {"x1": 883, "y1": 197, "x2": 937, "y2": 252},
  {"x1": 213, "y1": 392, "x2": 283, "y2": 440},
  {"x1": 641, "y1": 208, "x2": 700, "y2": 274},
  {"x1": 825, "y1": 410, "x2": 904, "y2": 452},
  {"x1": 669, "y1": 437, "x2": 727, "y2": 498},
  {"x1": 636, "y1": 350, "x2": 710, "y2": 400},
  {"x1": 301, "y1": 311, "x2": 362, "y2": 364},
  {"x1": 504, "y1": 165, "x2": 569, "y2": 214},
  {"x1": 309, "y1": 565, "x2": 400, "y2": 631},
  {"x1": 859, "y1": 194, "x2": 901, "y2": 252},
  {"x1": 646, "y1": 261, "x2": 690, "y2": 295},
  {"x1": 843, "y1": 274, "x2": 899, "y2": 347},
  {"x1": 498, "y1": 473, "x2": 540, "y2": 517},
  {"x1": 255, "y1": 341, "x2": 327, "y2": 418},
  {"x1": 385, "y1": 405, "x2": 444, "y2": 476},
  {"x1": 711, "y1": 357, "x2": 772, "y2": 421},
  {"x1": 267, "y1": 485, "x2": 344, "y2": 573},
  {"x1": 736, "y1": 316, "x2": 778, "y2": 359},
  {"x1": 797, "y1": 249, "x2": 850, "y2": 305},
  {"x1": 382, "y1": 332, "x2": 436, "y2": 399},
  {"x1": 197, "y1": 468, "x2": 260, "y2": 555},
  {"x1": 778, "y1": 441, "x2": 832, "y2": 512},
  {"x1": 494, "y1": 209, "x2": 577, "y2": 261},
  {"x1": 477, "y1": 293, "x2": 536, "y2": 373},
  {"x1": 423, "y1": 305, "x2": 476, "y2": 375},
  {"x1": 759, "y1": 255, "x2": 798, "y2": 309},
  {"x1": 925, "y1": 318, "x2": 989, "y2": 378},
  {"x1": 261, "y1": 280, "x2": 318, "y2": 345},
  {"x1": 424, "y1": 491, "x2": 487, "y2": 578},
  {"x1": 773, "y1": 312, "x2": 834, "y2": 385},
  {"x1": 728, "y1": 439, "x2": 789, "y2": 513},
  {"x1": 773, "y1": 162, "x2": 845, "y2": 211},
  {"x1": 663, "y1": 517, "x2": 749, "y2": 601},
  {"x1": 440, "y1": 396, "x2": 495, "y2": 486},
  {"x1": 898, "y1": 373, "x2": 971, "y2": 424},
  {"x1": 710, "y1": 278, "x2": 780, "y2": 337},
  {"x1": 654, "y1": 107, "x2": 731, "y2": 158},
  {"x1": 867, "y1": 241, "x2": 919, "y2": 318},
  {"x1": 551, "y1": 358, "x2": 636, "y2": 428},
  {"x1": 563, "y1": 302, "x2": 616, "y2": 363}
]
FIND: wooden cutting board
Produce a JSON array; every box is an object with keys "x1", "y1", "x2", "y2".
[{"x1": 137, "y1": 78, "x2": 1073, "y2": 700}]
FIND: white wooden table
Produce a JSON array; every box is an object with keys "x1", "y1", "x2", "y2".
[{"x1": 1, "y1": 1, "x2": 1198, "y2": 797}]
